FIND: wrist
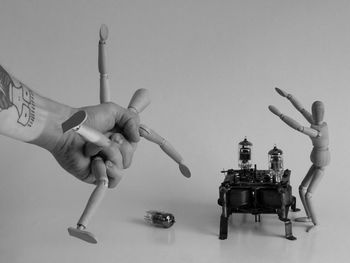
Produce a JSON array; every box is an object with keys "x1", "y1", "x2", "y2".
[
  {"x1": 0, "y1": 65, "x2": 77, "y2": 152},
  {"x1": 29, "y1": 93, "x2": 78, "y2": 152}
]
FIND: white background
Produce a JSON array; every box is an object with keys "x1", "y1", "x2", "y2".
[{"x1": 0, "y1": 1, "x2": 349, "y2": 262}]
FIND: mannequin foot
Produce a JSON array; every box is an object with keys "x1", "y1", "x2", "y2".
[
  {"x1": 286, "y1": 234, "x2": 297, "y2": 240},
  {"x1": 295, "y1": 217, "x2": 312, "y2": 223},
  {"x1": 306, "y1": 224, "x2": 317, "y2": 233},
  {"x1": 68, "y1": 226, "x2": 98, "y2": 244}
]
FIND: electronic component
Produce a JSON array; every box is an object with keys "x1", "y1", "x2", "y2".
[{"x1": 144, "y1": 210, "x2": 175, "y2": 228}]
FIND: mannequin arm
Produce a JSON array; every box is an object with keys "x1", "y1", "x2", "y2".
[
  {"x1": 275, "y1": 87, "x2": 314, "y2": 124},
  {"x1": 269, "y1": 105, "x2": 319, "y2": 137}
]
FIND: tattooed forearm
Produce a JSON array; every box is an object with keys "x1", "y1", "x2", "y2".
[
  {"x1": 0, "y1": 66, "x2": 12, "y2": 110},
  {"x1": 0, "y1": 63, "x2": 74, "y2": 148},
  {"x1": 0, "y1": 65, "x2": 36, "y2": 127}
]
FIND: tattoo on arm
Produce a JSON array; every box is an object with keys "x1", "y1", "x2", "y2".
[{"x1": 0, "y1": 65, "x2": 36, "y2": 127}]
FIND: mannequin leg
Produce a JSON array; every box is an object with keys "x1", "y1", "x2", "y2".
[
  {"x1": 305, "y1": 167, "x2": 324, "y2": 227},
  {"x1": 295, "y1": 165, "x2": 316, "y2": 222}
]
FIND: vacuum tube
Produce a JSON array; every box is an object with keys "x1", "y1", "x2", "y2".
[
  {"x1": 238, "y1": 137, "x2": 252, "y2": 169},
  {"x1": 268, "y1": 145, "x2": 284, "y2": 182},
  {"x1": 144, "y1": 210, "x2": 175, "y2": 228}
]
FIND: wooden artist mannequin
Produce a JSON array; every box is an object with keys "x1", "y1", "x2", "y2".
[
  {"x1": 66, "y1": 25, "x2": 151, "y2": 243},
  {"x1": 269, "y1": 87, "x2": 330, "y2": 231},
  {"x1": 65, "y1": 25, "x2": 191, "y2": 243}
]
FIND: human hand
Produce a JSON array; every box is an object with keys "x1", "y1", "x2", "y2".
[{"x1": 51, "y1": 102, "x2": 140, "y2": 188}]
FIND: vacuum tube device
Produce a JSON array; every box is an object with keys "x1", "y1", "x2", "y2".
[
  {"x1": 238, "y1": 137, "x2": 253, "y2": 169},
  {"x1": 268, "y1": 145, "x2": 284, "y2": 182}
]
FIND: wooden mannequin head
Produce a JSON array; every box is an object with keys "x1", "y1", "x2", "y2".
[{"x1": 311, "y1": 101, "x2": 325, "y2": 125}]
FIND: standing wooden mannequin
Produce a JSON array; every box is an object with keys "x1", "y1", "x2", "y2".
[{"x1": 269, "y1": 87, "x2": 330, "y2": 231}]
